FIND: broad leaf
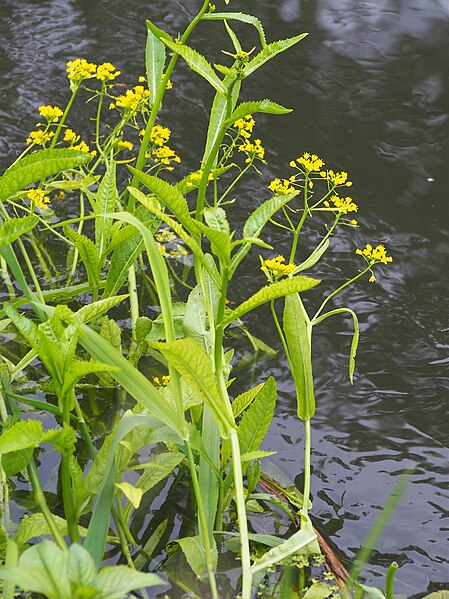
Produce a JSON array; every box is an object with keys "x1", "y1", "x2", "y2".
[
  {"x1": 183, "y1": 285, "x2": 210, "y2": 351},
  {"x1": 93, "y1": 565, "x2": 165, "y2": 597},
  {"x1": 303, "y1": 581, "x2": 334, "y2": 599},
  {"x1": 238, "y1": 377, "x2": 276, "y2": 456},
  {"x1": 146, "y1": 27, "x2": 166, "y2": 104},
  {"x1": 0, "y1": 419, "x2": 43, "y2": 455},
  {"x1": 0, "y1": 214, "x2": 39, "y2": 245},
  {"x1": 176, "y1": 535, "x2": 215, "y2": 579},
  {"x1": 222, "y1": 275, "x2": 320, "y2": 327},
  {"x1": 194, "y1": 220, "x2": 231, "y2": 266},
  {"x1": 283, "y1": 293, "x2": 315, "y2": 420},
  {"x1": 294, "y1": 239, "x2": 329, "y2": 273},
  {"x1": 74, "y1": 295, "x2": 128, "y2": 324},
  {"x1": 0, "y1": 148, "x2": 91, "y2": 201},
  {"x1": 204, "y1": 206, "x2": 230, "y2": 235},
  {"x1": 15, "y1": 514, "x2": 88, "y2": 546},
  {"x1": 116, "y1": 481, "x2": 143, "y2": 509},
  {"x1": 243, "y1": 33, "x2": 309, "y2": 78}
]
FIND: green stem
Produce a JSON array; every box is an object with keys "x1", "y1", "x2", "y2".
[
  {"x1": 300, "y1": 419, "x2": 311, "y2": 520},
  {"x1": 185, "y1": 440, "x2": 219, "y2": 599},
  {"x1": 217, "y1": 160, "x2": 253, "y2": 205},
  {"x1": 50, "y1": 87, "x2": 79, "y2": 149},
  {"x1": 385, "y1": 561, "x2": 398, "y2": 599},
  {"x1": 230, "y1": 429, "x2": 252, "y2": 599},
  {"x1": 312, "y1": 266, "x2": 370, "y2": 322}
]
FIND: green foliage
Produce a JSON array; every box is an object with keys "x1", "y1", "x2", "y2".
[{"x1": 0, "y1": 214, "x2": 39, "y2": 245}]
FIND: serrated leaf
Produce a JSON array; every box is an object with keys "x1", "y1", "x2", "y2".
[
  {"x1": 116, "y1": 482, "x2": 143, "y2": 509},
  {"x1": 232, "y1": 383, "x2": 264, "y2": 418},
  {"x1": 63, "y1": 225, "x2": 100, "y2": 289},
  {"x1": 238, "y1": 377, "x2": 276, "y2": 457},
  {"x1": 146, "y1": 27, "x2": 166, "y2": 104},
  {"x1": 0, "y1": 419, "x2": 43, "y2": 454},
  {"x1": 243, "y1": 33, "x2": 309, "y2": 78},
  {"x1": 100, "y1": 316, "x2": 122, "y2": 352},
  {"x1": 283, "y1": 293, "x2": 315, "y2": 420},
  {"x1": 202, "y1": 12, "x2": 267, "y2": 47},
  {"x1": 95, "y1": 160, "x2": 117, "y2": 254},
  {"x1": 214, "y1": 63, "x2": 237, "y2": 77},
  {"x1": 1, "y1": 447, "x2": 34, "y2": 477},
  {"x1": 135, "y1": 452, "x2": 184, "y2": 495},
  {"x1": 222, "y1": 275, "x2": 320, "y2": 327},
  {"x1": 145, "y1": 18, "x2": 172, "y2": 43},
  {"x1": 15, "y1": 514, "x2": 89, "y2": 546},
  {"x1": 194, "y1": 220, "x2": 231, "y2": 266},
  {"x1": 240, "y1": 450, "x2": 276, "y2": 461},
  {"x1": 224, "y1": 99, "x2": 292, "y2": 128},
  {"x1": 161, "y1": 38, "x2": 227, "y2": 95},
  {"x1": 151, "y1": 337, "x2": 235, "y2": 436},
  {"x1": 43, "y1": 425, "x2": 77, "y2": 455},
  {"x1": 0, "y1": 214, "x2": 39, "y2": 245},
  {"x1": 0, "y1": 148, "x2": 92, "y2": 202},
  {"x1": 183, "y1": 285, "x2": 210, "y2": 351},
  {"x1": 204, "y1": 206, "x2": 230, "y2": 235},
  {"x1": 74, "y1": 295, "x2": 128, "y2": 324},
  {"x1": 103, "y1": 233, "x2": 144, "y2": 298},
  {"x1": 67, "y1": 543, "x2": 97, "y2": 588}
]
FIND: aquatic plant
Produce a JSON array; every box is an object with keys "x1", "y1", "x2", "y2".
[{"x1": 0, "y1": 2, "x2": 434, "y2": 598}]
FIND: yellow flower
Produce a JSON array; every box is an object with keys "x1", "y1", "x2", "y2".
[
  {"x1": 27, "y1": 188, "x2": 50, "y2": 209},
  {"x1": 292, "y1": 152, "x2": 324, "y2": 172},
  {"x1": 116, "y1": 139, "x2": 133, "y2": 151},
  {"x1": 111, "y1": 85, "x2": 150, "y2": 115},
  {"x1": 328, "y1": 194, "x2": 358, "y2": 214},
  {"x1": 26, "y1": 130, "x2": 54, "y2": 145},
  {"x1": 96, "y1": 62, "x2": 120, "y2": 82},
  {"x1": 153, "y1": 375, "x2": 170, "y2": 387},
  {"x1": 149, "y1": 124, "x2": 171, "y2": 146},
  {"x1": 233, "y1": 114, "x2": 255, "y2": 138},
  {"x1": 268, "y1": 177, "x2": 296, "y2": 196},
  {"x1": 71, "y1": 140, "x2": 93, "y2": 154},
  {"x1": 320, "y1": 169, "x2": 352, "y2": 187},
  {"x1": 238, "y1": 138, "x2": 265, "y2": 162},
  {"x1": 152, "y1": 145, "x2": 181, "y2": 167},
  {"x1": 63, "y1": 128, "x2": 79, "y2": 144},
  {"x1": 260, "y1": 255, "x2": 297, "y2": 280},
  {"x1": 38, "y1": 105, "x2": 63, "y2": 122},
  {"x1": 356, "y1": 243, "x2": 393, "y2": 265},
  {"x1": 66, "y1": 58, "x2": 97, "y2": 88},
  {"x1": 185, "y1": 169, "x2": 213, "y2": 188}
]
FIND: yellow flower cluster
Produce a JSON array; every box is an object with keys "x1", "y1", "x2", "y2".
[
  {"x1": 238, "y1": 138, "x2": 265, "y2": 163},
  {"x1": 324, "y1": 195, "x2": 358, "y2": 214},
  {"x1": 320, "y1": 169, "x2": 352, "y2": 187},
  {"x1": 152, "y1": 145, "x2": 181, "y2": 167},
  {"x1": 96, "y1": 62, "x2": 120, "y2": 82},
  {"x1": 356, "y1": 243, "x2": 393, "y2": 266},
  {"x1": 26, "y1": 130, "x2": 54, "y2": 146},
  {"x1": 110, "y1": 85, "x2": 150, "y2": 115},
  {"x1": 260, "y1": 255, "x2": 297, "y2": 280},
  {"x1": 153, "y1": 375, "x2": 170, "y2": 387},
  {"x1": 291, "y1": 152, "x2": 324, "y2": 172},
  {"x1": 38, "y1": 105, "x2": 63, "y2": 122},
  {"x1": 27, "y1": 188, "x2": 50, "y2": 209},
  {"x1": 149, "y1": 125, "x2": 171, "y2": 146},
  {"x1": 268, "y1": 177, "x2": 296, "y2": 196},
  {"x1": 155, "y1": 228, "x2": 176, "y2": 244},
  {"x1": 185, "y1": 169, "x2": 214, "y2": 189},
  {"x1": 233, "y1": 115, "x2": 255, "y2": 139},
  {"x1": 66, "y1": 59, "x2": 97, "y2": 88},
  {"x1": 62, "y1": 129, "x2": 94, "y2": 154},
  {"x1": 116, "y1": 139, "x2": 133, "y2": 151}
]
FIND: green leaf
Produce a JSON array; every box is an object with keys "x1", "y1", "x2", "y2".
[
  {"x1": 204, "y1": 206, "x2": 230, "y2": 235},
  {"x1": 15, "y1": 514, "x2": 89, "y2": 546},
  {"x1": 0, "y1": 148, "x2": 92, "y2": 201},
  {"x1": 222, "y1": 275, "x2": 320, "y2": 327},
  {"x1": 283, "y1": 293, "x2": 315, "y2": 420},
  {"x1": 243, "y1": 33, "x2": 308, "y2": 78},
  {"x1": 183, "y1": 285, "x2": 210, "y2": 351},
  {"x1": 103, "y1": 233, "x2": 144, "y2": 298},
  {"x1": 303, "y1": 581, "x2": 334, "y2": 599},
  {"x1": 232, "y1": 383, "x2": 264, "y2": 418},
  {"x1": 250, "y1": 517, "x2": 319, "y2": 575},
  {"x1": 0, "y1": 214, "x2": 39, "y2": 245},
  {"x1": 67, "y1": 544, "x2": 97, "y2": 589},
  {"x1": 202, "y1": 12, "x2": 267, "y2": 47},
  {"x1": 100, "y1": 316, "x2": 122, "y2": 352},
  {"x1": 355, "y1": 584, "x2": 387, "y2": 599},
  {"x1": 194, "y1": 220, "x2": 231, "y2": 266},
  {"x1": 151, "y1": 337, "x2": 235, "y2": 437},
  {"x1": 43, "y1": 426, "x2": 77, "y2": 455},
  {"x1": 0, "y1": 419, "x2": 43, "y2": 454},
  {"x1": 176, "y1": 535, "x2": 215, "y2": 579},
  {"x1": 294, "y1": 238, "x2": 329, "y2": 273},
  {"x1": 63, "y1": 225, "x2": 100, "y2": 289},
  {"x1": 146, "y1": 27, "x2": 166, "y2": 104},
  {"x1": 240, "y1": 450, "x2": 276, "y2": 461},
  {"x1": 74, "y1": 295, "x2": 128, "y2": 324},
  {"x1": 161, "y1": 38, "x2": 227, "y2": 96},
  {"x1": 95, "y1": 160, "x2": 117, "y2": 254},
  {"x1": 224, "y1": 99, "x2": 292, "y2": 128},
  {"x1": 127, "y1": 170, "x2": 195, "y2": 232},
  {"x1": 93, "y1": 565, "x2": 165, "y2": 597},
  {"x1": 421, "y1": 593, "x2": 449, "y2": 599},
  {"x1": 1, "y1": 447, "x2": 34, "y2": 478},
  {"x1": 116, "y1": 482, "x2": 143, "y2": 509},
  {"x1": 134, "y1": 452, "x2": 184, "y2": 495},
  {"x1": 238, "y1": 377, "x2": 276, "y2": 456},
  {"x1": 145, "y1": 19, "x2": 173, "y2": 44}
]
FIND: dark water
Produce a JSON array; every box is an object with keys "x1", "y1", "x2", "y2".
[{"x1": 1, "y1": 0, "x2": 449, "y2": 595}]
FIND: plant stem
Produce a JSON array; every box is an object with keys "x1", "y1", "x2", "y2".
[
  {"x1": 300, "y1": 418, "x2": 311, "y2": 520},
  {"x1": 385, "y1": 561, "x2": 398, "y2": 599}
]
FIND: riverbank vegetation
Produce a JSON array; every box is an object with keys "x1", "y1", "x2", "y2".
[{"x1": 0, "y1": 2, "x2": 438, "y2": 598}]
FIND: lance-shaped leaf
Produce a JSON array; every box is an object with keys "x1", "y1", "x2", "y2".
[
  {"x1": 103, "y1": 233, "x2": 144, "y2": 298},
  {"x1": 222, "y1": 275, "x2": 320, "y2": 328},
  {"x1": 202, "y1": 12, "x2": 267, "y2": 47},
  {"x1": 224, "y1": 99, "x2": 292, "y2": 128},
  {"x1": 175, "y1": 535, "x2": 218, "y2": 579},
  {"x1": 231, "y1": 383, "x2": 264, "y2": 418},
  {"x1": 95, "y1": 160, "x2": 117, "y2": 254},
  {"x1": 73, "y1": 295, "x2": 128, "y2": 325},
  {"x1": 128, "y1": 168, "x2": 196, "y2": 233},
  {"x1": 63, "y1": 225, "x2": 100, "y2": 289},
  {"x1": 151, "y1": 337, "x2": 236, "y2": 437},
  {"x1": 194, "y1": 220, "x2": 231, "y2": 267},
  {"x1": 160, "y1": 38, "x2": 227, "y2": 96},
  {"x1": 294, "y1": 238, "x2": 329, "y2": 273},
  {"x1": 237, "y1": 377, "x2": 276, "y2": 456},
  {"x1": 243, "y1": 33, "x2": 308, "y2": 78},
  {"x1": 146, "y1": 26, "x2": 166, "y2": 104},
  {"x1": 0, "y1": 148, "x2": 91, "y2": 201},
  {"x1": 283, "y1": 293, "x2": 315, "y2": 420},
  {"x1": 0, "y1": 214, "x2": 39, "y2": 245}
]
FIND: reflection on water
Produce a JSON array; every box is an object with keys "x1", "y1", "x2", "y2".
[{"x1": 1, "y1": 0, "x2": 449, "y2": 593}]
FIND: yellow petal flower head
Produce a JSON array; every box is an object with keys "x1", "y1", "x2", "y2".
[
  {"x1": 260, "y1": 255, "x2": 297, "y2": 281},
  {"x1": 96, "y1": 62, "x2": 121, "y2": 82},
  {"x1": 116, "y1": 140, "x2": 133, "y2": 151},
  {"x1": 328, "y1": 194, "x2": 358, "y2": 214},
  {"x1": 63, "y1": 128, "x2": 79, "y2": 144},
  {"x1": 292, "y1": 152, "x2": 324, "y2": 173},
  {"x1": 233, "y1": 114, "x2": 255, "y2": 139},
  {"x1": 112, "y1": 85, "x2": 150, "y2": 116},
  {"x1": 151, "y1": 145, "x2": 181, "y2": 168},
  {"x1": 238, "y1": 138, "x2": 265, "y2": 163},
  {"x1": 356, "y1": 243, "x2": 393, "y2": 265},
  {"x1": 66, "y1": 59, "x2": 97, "y2": 89},
  {"x1": 27, "y1": 188, "x2": 50, "y2": 209},
  {"x1": 320, "y1": 169, "x2": 352, "y2": 187},
  {"x1": 26, "y1": 130, "x2": 54, "y2": 146},
  {"x1": 38, "y1": 105, "x2": 63, "y2": 123},
  {"x1": 268, "y1": 178, "x2": 296, "y2": 195},
  {"x1": 149, "y1": 125, "x2": 171, "y2": 146}
]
